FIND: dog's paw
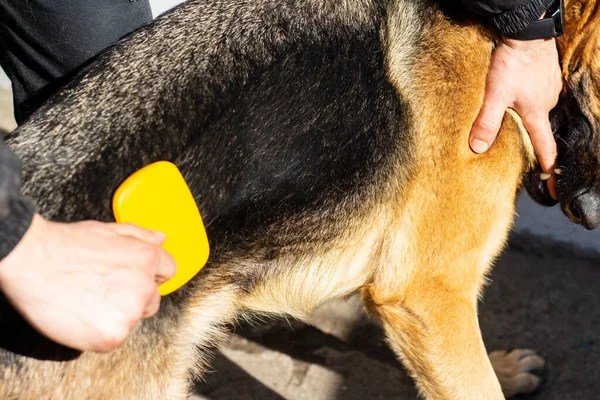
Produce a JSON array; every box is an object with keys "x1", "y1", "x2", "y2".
[{"x1": 489, "y1": 349, "x2": 545, "y2": 398}]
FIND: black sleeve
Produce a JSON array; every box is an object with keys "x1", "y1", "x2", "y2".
[
  {"x1": 0, "y1": 138, "x2": 35, "y2": 262},
  {"x1": 0, "y1": 0, "x2": 153, "y2": 124},
  {"x1": 461, "y1": 0, "x2": 556, "y2": 35}
]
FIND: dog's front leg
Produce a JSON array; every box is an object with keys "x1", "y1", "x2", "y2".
[{"x1": 364, "y1": 283, "x2": 504, "y2": 400}]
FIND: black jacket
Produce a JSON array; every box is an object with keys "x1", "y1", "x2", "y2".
[{"x1": 0, "y1": 0, "x2": 557, "y2": 262}]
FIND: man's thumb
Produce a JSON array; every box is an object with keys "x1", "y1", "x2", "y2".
[{"x1": 469, "y1": 93, "x2": 510, "y2": 154}]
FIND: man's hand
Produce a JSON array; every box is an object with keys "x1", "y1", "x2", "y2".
[
  {"x1": 469, "y1": 36, "x2": 563, "y2": 199},
  {"x1": 0, "y1": 213, "x2": 176, "y2": 353}
]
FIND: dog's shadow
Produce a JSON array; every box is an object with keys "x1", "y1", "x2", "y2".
[{"x1": 194, "y1": 316, "x2": 419, "y2": 400}]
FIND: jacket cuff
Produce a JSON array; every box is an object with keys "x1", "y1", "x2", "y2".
[
  {"x1": 491, "y1": 0, "x2": 556, "y2": 35},
  {"x1": 0, "y1": 196, "x2": 36, "y2": 262}
]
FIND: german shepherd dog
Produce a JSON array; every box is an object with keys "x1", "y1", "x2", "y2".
[{"x1": 1, "y1": 0, "x2": 599, "y2": 398}]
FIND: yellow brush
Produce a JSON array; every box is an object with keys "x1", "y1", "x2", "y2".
[{"x1": 112, "y1": 161, "x2": 209, "y2": 296}]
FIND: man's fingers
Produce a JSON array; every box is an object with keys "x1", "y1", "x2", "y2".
[
  {"x1": 142, "y1": 290, "x2": 162, "y2": 319},
  {"x1": 111, "y1": 222, "x2": 176, "y2": 283},
  {"x1": 522, "y1": 111, "x2": 558, "y2": 200},
  {"x1": 470, "y1": 86, "x2": 511, "y2": 154},
  {"x1": 522, "y1": 112, "x2": 558, "y2": 173},
  {"x1": 110, "y1": 222, "x2": 166, "y2": 245},
  {"x1": 154, "y1": 248, "x2": 177, "y2": 284}
]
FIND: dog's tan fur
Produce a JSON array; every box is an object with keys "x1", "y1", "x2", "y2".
[{"x1": 1, "y1": 0, "x2": 600, "y2": 399}]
